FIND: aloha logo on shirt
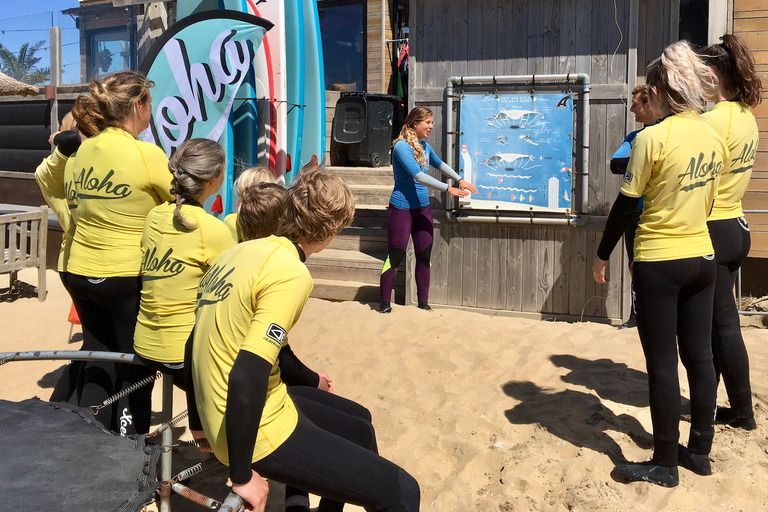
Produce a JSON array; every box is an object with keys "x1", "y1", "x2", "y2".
[
  {"x1": 730, "y1": 140, "x2": 756, "y2": 175},
  {"x1": 74, "y1": 167, "x2": 132, "y2": 199},
  {"x1": 197, "y1": 263, "x2": 235, "y2": 306},
  {"x1": 677, "y1": 151, "x2": 723, "y2": 192},
  {"x1": 141, "y1": 247, "x2": 185, "y2": 280}
]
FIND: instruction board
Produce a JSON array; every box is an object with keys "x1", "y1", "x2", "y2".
[{"x1": 458, "y1": 93, "x2": 574, "y2": 212}]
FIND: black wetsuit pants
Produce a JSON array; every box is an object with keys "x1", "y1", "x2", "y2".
[
  {"x1": 633, "y1": 256, "x2": 717, "y2": 465},
  {"x1": 64, "y1": 274, "x2": 154, "y2": 435},
  {"x1": 253, "y1": 386, "x2": 420, "y2": 512},
  {"x1": 708, "y1": 217, "x2": 753, "y2": 418}
]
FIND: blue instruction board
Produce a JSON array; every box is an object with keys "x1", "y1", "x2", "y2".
[{"x1": 458, "y1": 93, "x2": 574, "y2": 212}]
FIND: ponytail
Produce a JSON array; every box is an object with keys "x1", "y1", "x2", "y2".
[
  {"x1": 646, "y1": 40, "x2": 715, "y2": 113},
  {"x1": 168, "y1": 139, "x2": 226, "y2": 230},
  {"x1": 699, "y1": 34, "x2": 763, "y2": 108}
]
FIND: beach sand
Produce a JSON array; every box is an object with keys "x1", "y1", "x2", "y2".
[{"x1": 2, "y1": 268, "x2": 768, "y2": 511}]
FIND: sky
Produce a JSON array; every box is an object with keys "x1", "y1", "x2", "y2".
[{"x1": 0, "y1": 0, "x2": 81, "y2": 84}]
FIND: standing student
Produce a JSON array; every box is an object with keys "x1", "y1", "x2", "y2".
[
  {"x1": 134, "y1": 138, "x2": 235, "y2": 389},
  {"x1": 609, "y1": 85, "x2": 659, "y2": 329},
  {"x1": 192, "y1": 169, "x2": 420, "y2": 511},
  {"x1": 37, "y1": 95, "x2": 106, "y2": 403},
  {"x1": 697, "y1": 34, "x2": 762, "y2": 430},
  {"x1": 593, "y1": 41, "x2": 726, "y2": 487},
  {"x1": 65, "y1": 71, "x2": 174, "y2": 435},
  {"x1": 379, "y1": 106, "x2": 477, "y2": 313}
]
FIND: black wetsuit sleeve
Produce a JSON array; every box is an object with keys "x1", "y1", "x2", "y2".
[
  {"x1": 278, "y1": 344, "x2": 320, "y2": 388},
  {"x1": 597, "y1": 192, "x2": 641, "y2": 261},
  {"x1": 226, "y1": 350, "x2": 272, "y2": 485},
  {"x1": 183, "y1": 331, "x2": 203, "y2": 431},
  {"x1": 53, "y1": 130, "x2": 81, "y2": 157},
  {"x1": 609, "y1": 157, "x2": 630, "y2": 175}
]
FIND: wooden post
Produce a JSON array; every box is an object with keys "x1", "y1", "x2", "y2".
[{"x1": 49, "y1": 27, "x2": 61, "y2": 143}]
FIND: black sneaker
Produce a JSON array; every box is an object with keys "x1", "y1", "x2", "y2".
[
  {"x1": 417, "y1": 302, "x2": 432, "y2": 311},
  {"x1": 677, "y1": 445, "x2": 712, "y2": 476},
  {"x1": 715, "y1": 407, "x2": 757, "y2": 430},
  {"x1": 613, "y1": 461, "x2": 679, "y2": 487},
  {"x1": 379, "y1": 302, "x2": 392, "y2": 314}
]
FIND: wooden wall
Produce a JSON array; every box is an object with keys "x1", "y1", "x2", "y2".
[
  {"x1": 366, "y1": 0, "x2": 394, "y2": 93},
  {"x1": 733, "y1": 0, "x2": 768, "y2": 259},
  {"x1": 405, "y1": 0, "x2": 669, "y2": 321}
]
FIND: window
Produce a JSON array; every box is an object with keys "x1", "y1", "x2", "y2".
[
  {"x1": 86, "y1": 26, "x2": 137, "y2": 81},
  {"x1": 318, "y1": 1, "x2": 365, "y2": 91},
  {"x1": 679, "y1": 0, "x2": 709, "y2": 48}
]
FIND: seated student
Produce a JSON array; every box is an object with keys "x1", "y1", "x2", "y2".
[
  {"x1": 134, "y1": 138, "x2": 236, "y2": 389},
  {"x1": 192, "y1": 168, "x2": 420, "y2": 511},
  {"x1": 224, "y1": 166, "x2": 276, "y2": 242}
]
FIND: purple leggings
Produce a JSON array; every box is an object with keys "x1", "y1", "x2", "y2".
[{"x1": 380, "y1": 205, "x2": 433, "y2": 303}]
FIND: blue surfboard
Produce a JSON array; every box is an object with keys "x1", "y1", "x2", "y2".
[
  {"x1": 284, "y1": 0, "x2": 305, "y2": 186},
  {"x1": 299, "y1": 0, "x2": 325, "y2": 169}
]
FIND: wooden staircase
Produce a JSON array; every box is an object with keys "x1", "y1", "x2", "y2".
[{"x1": 306, "y1": 166, "x2": 404, "y2": 304}]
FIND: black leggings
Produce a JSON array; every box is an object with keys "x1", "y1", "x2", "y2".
[
  {"x1": 708, "y1": 217, "x2": 753, "y2": 418},
  {"x1": 65, "y1": 274, "x2": 154, "y2": 435},
  {"x1": 633, "y1": 256, "x2": 717, "y2": 465},
  {"x1": 253, "y1": 387, "x2": 419, "y2": 512}
]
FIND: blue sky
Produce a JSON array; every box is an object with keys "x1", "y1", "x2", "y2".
[{"x1": 0, "y1": 0, "x2": 81, "y2": 84}]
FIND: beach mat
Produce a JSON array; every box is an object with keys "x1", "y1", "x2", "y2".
[{"x1": 0, "y1": 398, "x2": 161, "y2": 511}]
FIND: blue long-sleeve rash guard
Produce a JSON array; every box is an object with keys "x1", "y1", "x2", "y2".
[{"x1": 390, "y1": 140, "x2": 461, "y2": 209}]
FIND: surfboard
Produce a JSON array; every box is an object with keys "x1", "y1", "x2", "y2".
[
  {"x1": 203, "y1": 119, "x2": 235, "y2": 218},
  {"x1": 284, "y1": 0, "x2": 305, "y2": 186},
  {"x1": 257, "y1": 0, "x2": 288, "y2": 185},
  {"x1": 246, "y1": 0, "x2": 277, "y2": 175},
  {"x1": 299, "y1": 0, "x2": 326, "y2": 170}
]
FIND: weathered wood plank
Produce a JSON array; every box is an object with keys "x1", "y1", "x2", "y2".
[
  {"x1": 450, "y1": 0, "x2": 470, "y2": 80},
  {"x1": 447, "y1": 222, "x2": 465, "y2": 305},
  {"x1": 476, "y1": 224, "x2": 493, "y2": 308},
  {"x1": 462, "y1": 223, "x2": 479, "y2": 306},
  {"x1": 522, "y1": 227, "x2": 539, "y2": 312},
  {"x1": 537, "y1": 228, "x2": 555, "y2": 312},
  {"x1": 490, "y1": 224, "x2": 508, "y2": 309},
  {"x1": 734, "y1": 0, "x2": 768, "y2": 12},
  {"x1": 588, "y1": 103, "x2": 608, "y2": 215},
  {"x1": 567, "y1": 228, "x2": 588, "y2": 316},
  {"x1": 559, "y1": 0, "x2": 577, "y2": 75},
  {"x1": 431, "y1": 223, "x2": 449, "y2": 305},
  {"x1": 466, "y1": 0, "x2": 484, "y2": 76},
  {"x1": 509, "y1": 0, "x2": 530, "y2": 75},
  {"x1": 481, "y1": 0, "x2": 498, "y2": 77},
  {"x1": 527, "y1": 1, "x2": 544, "y2": 75},
  {"x1": 505, "y1": 230, "x2": 524, "y2": 311},
  {"x1": 542, "y1": 0, "x2": 560, "y2": 74},
  {"x1": 734, "y1": 17, "x2": 768, "y2": 32}
]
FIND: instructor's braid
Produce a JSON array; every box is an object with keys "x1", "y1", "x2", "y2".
[
  {"x1": 168, "y1": 139, "x2": 226, "y2": 230},
  {"x1": 394, "y1": 107, "x2": 433, "y2": 167}
]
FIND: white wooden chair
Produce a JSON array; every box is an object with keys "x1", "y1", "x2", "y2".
[{"x1": 0, "y1": 205, "x2": 48, "y2": 301}]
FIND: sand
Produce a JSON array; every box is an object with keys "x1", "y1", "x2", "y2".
[{"x1": 2, "y1": 268, "x2": 768, "y2": 511}]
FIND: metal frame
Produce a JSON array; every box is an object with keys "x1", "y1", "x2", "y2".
[{"x1": 444, "y1": 73, "x2": 591, "y2": 225}]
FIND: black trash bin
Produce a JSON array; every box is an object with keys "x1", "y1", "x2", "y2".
[{"x1": 332, "y1": 92, "x2": 400, "y2": 167}]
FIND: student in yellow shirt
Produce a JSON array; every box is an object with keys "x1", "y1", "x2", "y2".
[
  {"x1": 65, "y1": 71, "x2": 173, "y2": 435},
  {"x1": 223, "y1": 166, "x2": 276, "y2": 242},
  {"x1": 134, "y1": 138, "x2": 235, "y2": 388},
  {"x1": 38, "y1": 95, "x2": 106, "y2": 404},
  {"x1": 697, "y1": 34, "x2": 762, "y2": 431},
  {"x1": 593, "y1": 41, "x2": 726, "y2": 487},
  {"x1": 192, "y1": 169, "x2": 420, "y2": 511}
]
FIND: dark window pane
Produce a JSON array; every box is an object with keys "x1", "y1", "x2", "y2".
[
  {"x1": 318, "y1": 2, "x2": 365, "y2": 91},
  {"x1": 679, "y1": 0, "x2": 709, "y2": 49}
]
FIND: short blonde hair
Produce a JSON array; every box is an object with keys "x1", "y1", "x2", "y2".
[
  {"x1": 276, "y1": 167, "x2": 355, "y2": 244},
  {"x1": 235, "y1": 166, "x2": 276, "y2": 200},
  {"x1": 238, "y1": 183, "x2": 286, "y2": 241}
]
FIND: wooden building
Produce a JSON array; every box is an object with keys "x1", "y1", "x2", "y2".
[{"x1": 404, "y1": 0, "x2": 766, "y2": 322}]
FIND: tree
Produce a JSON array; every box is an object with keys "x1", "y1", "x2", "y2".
[{"x1": 0, "y1": 40, "x2": 51, "y2": 86}]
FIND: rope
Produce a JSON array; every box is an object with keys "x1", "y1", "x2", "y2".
[{"x1": 89, "y1": 372, "x2": 160, "y2": 415}]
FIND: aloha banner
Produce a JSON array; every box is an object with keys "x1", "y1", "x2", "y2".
[{"x1": 139, "y1": 10, "x2": 272, "y2": 157}]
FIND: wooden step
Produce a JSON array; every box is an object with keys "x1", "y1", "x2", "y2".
[
  {"x1": 348, "y1": 184, "x2": 392, "y2": 207},
  {"x1": 328, "y1": 166, "x2": 394, "y2": 186},
  {"x1": 310, "y1": 278, "x2": 403, "y2": 303},
  {"x1": 329, "y1": 226, "x2": 388, "y2": 252},
  {"x1": 307, "y1": 249, "x2": 387, "y2": 285}
]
